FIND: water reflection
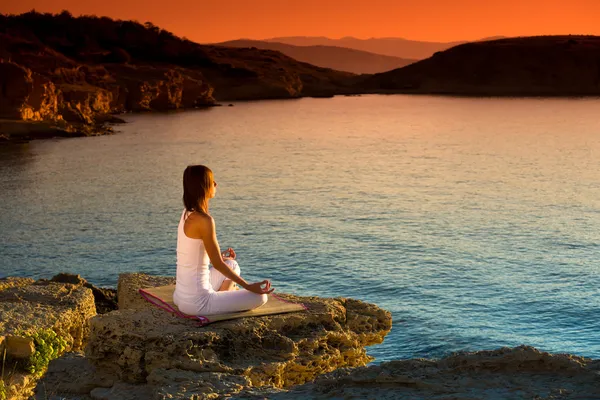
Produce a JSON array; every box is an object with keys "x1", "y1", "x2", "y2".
[{"x1": 1, "y1": 95, "x2": 599, "y2": 361}]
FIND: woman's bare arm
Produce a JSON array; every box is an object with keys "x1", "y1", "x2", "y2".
[{"x1": 185, "y1": 213, "x2": 273, "y2": 294}]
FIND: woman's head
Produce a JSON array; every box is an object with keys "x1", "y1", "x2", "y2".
[{"x1": 183, "y1": 165, "x2": 217, "y2": 213}]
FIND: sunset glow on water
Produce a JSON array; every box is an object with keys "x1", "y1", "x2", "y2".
[{"x1": 1, "y1": 95, "x2": 599, "y2": 361}]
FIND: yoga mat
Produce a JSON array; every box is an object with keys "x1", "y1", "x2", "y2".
[{"x1": 139, "y1": 284, "x2": 307, "y2": 326}]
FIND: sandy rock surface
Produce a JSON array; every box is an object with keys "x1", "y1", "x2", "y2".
[
  {"x1": 245, "y1": 346, "x2": 600, "y2": 400},
  {"x1": 64, "y1": 272, "x2": 392, "y2": 398},
  {"x1": 50, "y1": 273, "x2": 118, "y2": 314},
  {"x1": 0, "y1": 278, "x2": 96, "y2": 352},
  {"x1": 33, "y1": 352, "x2": 114, "y2": 398},
  {"x1": 23, "y1": 272, "x2": 600, "y2": 400},
  {"x1": 43, "y1": 346, "x2": 600, "y2": 399},
  {"x1": 0, "y1": 277, "x2": 35, "y2": 291},
  {"x1": 0, "y1": 276, "x2": 98, "y2": 400},
  {"x1": 116, "y1": 272, "x2": 176, "y2": 310}
]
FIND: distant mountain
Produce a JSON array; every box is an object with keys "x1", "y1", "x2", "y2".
[
  {"x1": 215, "y1": 39, "x2": 416, "y2": 74},
  {"x1": 263, "y1": 36, "x2": 466, "y2": 60},
  {"x1": 354, "y1": 36, "x2": 600, "y2": 96}
]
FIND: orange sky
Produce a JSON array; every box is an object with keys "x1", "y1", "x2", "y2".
[{"x1": 2, "y1": 0, "x2": 599, "y2": 43}]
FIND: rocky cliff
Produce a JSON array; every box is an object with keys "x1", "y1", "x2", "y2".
[
  {"x1": 4, "y1": 14, "x2": 600, "y2": 144},
  {"x1": 0, "y1": 11, "x2": 353, "y2": 142}
]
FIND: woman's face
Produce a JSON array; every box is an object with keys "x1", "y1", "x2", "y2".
[{"x1": 208, "y1": 178, "x2": 217, "y2": 198}]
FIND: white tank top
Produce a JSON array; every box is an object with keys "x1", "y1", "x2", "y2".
[{"x1": 173, "y1": 209, "x2": 212, "y2": 308}]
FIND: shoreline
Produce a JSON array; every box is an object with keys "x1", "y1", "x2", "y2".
[
  {"x1": 3, "y1": 91, "x2": 600, "y2": 145},
  {"x1": 1, "y1": 272, "x2": 598, "y2": 362},
  {"x1": 2, "y1": 273, "x2": 598, "y2": 399}
]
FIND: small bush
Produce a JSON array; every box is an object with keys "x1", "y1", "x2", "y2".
[
  {"x1": 22, "y1": 329, "x2": 68, "y2": 377},
  {"x1": 0, "y1": 379, "x2": 6, "y2": 400}
]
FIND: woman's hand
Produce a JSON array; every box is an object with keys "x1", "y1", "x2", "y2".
[
  {"x1": 221, "y1": 247, "x2": 236, "y2": 260},
  {"x1": 245, "y1": 280, "x2": 274, "y2": 295}
]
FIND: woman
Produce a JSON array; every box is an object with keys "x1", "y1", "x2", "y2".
[{"x1": 173, "y1": 165, "x2": 273, "y2": 316}]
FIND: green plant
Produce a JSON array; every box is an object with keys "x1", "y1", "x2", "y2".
[
  {"x1": 0, "y1": 378, "x2": 6, "y2": 400},
  {"x1": 22, "y1": 329, "x2": 68, "y2": 377},
  {"x1": 1, "y1": 347, "x2": 6, "y2": 400}
]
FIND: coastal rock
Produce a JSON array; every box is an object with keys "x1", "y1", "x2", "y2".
[
  {"x1": 89, "y1": 382, "x2": 156, "y2": 400},
  {"x1": 33, "y1": 352, "x2": 114, "y2": 398},
  {"x1": 147, "y1": 369, "x2": 251, "y2": 399},
  {"x1": 0, "y1": 278, "x2": 96, "y2": 352},
  {"x1": 0, "y1": 62, "x2": 62, "y2": 122},
  {"x1": 59, "y1": 84, "x2": 113, "y2": 124},
  {"x1": 84, "y1": 273, "x2": 392, "y2": 395},
  {"x1": 0, "y1": 60, "x2": 114, "y2": 141},
  {"x1": 256, "y1": 346, "x2": 600, "y2": 399},
  {"x1": 0, "y1": 277, "x2": 97, "y2": 400},
  {"x1": 83, "y1": 371, "x2": 250, "y2": 400},
  {"x1": 16, "y1": 271, "x2": 600, "y2": 400},
  {"x1": 0, "y1": 277, "x2": 35, "y2": 291},
  {"x1": 101, "y1": 65, "x2": 216, "y2": 113},
  {"x1": 32, "y1": 352, "x2": 114, "y2": 400},
  {"x1": 0, "y1": 37, "x2": 217, "y2": 143},
  {"x1": 180, "y1": 75, "x2": 215, "y2": 108},
  {"x1": 50, "y1": 273, "x2": 118, "y2": 314},
  {"x1": 0, "y1": 62, "x2": 31, "y2": 120},
  {"x1": 116, "y1": 273, "x2": 175, "y2": 310},
  {"x1": 4, "y1": 336, "x2": 35, "y2": 358},
  {"x1": 0, "y1": 120, "x2": 74, "y2": 141}
]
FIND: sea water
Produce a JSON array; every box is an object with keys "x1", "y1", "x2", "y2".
[{"x1": 1, "y1": 95, "x2": 599, "y2": 361}]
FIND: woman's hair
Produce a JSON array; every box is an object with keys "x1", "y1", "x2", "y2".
[{"x1": 183, "y1": 165, "x2": 214, "y2": 213}]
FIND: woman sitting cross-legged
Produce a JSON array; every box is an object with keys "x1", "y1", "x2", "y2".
[{"x1": 173, "y1": 165, "x2": 274, "y2": 316}]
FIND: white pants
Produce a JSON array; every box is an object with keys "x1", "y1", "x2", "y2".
[{"x1": 197, "y1": 259, "x2": 268, "y2": 316}]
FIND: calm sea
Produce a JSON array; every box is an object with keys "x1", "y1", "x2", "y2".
[{"x1": 1, "y1": 95, "x2": 599, "y2": 362}]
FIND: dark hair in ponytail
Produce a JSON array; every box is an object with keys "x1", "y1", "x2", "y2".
[{"x1": 182, "y1": 165, "x2": 214, "y2": 214}]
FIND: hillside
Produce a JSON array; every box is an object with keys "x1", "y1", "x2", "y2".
[
  {"x1": 354, "y1": 36, "x2": 600, "y2": 96},
  {"x1": 264, "y1": 36, "x2": 466, "y2": 60},
  {"x1": 216, "y1": 39, "x2": 416, "y2": 74},
  {"x1": 0, "y1": 11, "x2": 354, "y2": 141}
]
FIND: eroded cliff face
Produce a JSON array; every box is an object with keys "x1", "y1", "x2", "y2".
[
  {"x1": 0, "y1": 13, "x2": 356, "y2": 142},
  {"x1": 107, "y1": 65, "x2": 215, "y2": 112},
  {"x1": 0, "y1": 57, "x2": 217, "y2": 141},
  {"x1": 0, "y1": 61, "x2": 113, "y2": 140},
  {"x1": 0, "y1": 62, "x2": 63, "y2": 122}
]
